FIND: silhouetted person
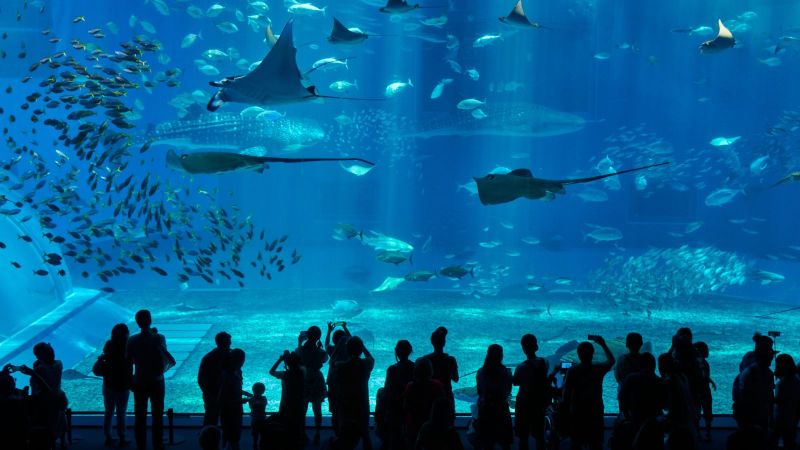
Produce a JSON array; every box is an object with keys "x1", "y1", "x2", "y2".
[
  {"x1": 415, "y1": 397, "x2": 465, "y2": 450},
  {"x1": 335, "y1": 336, "x2": 375, "y2": 450},
  {"x1": 297, "y1": 326, "x2": 329, "y2": 444},
  {"x1": 404, "y1": 358, "x2": 445, "y2": 448},
  {"x1": 669, "y1": 328, "x2": 704, "y2": 422},
  {"x1": 18, "y1": 342, "x2": 66, "y2": 449},
  {"x1": 100, "y1": 323, "x2": 133, "y2": 447},
  {"x1": 740, "y1": 333, "x2": 775, "y2": 372},
  {"x1": 513, "y1": 333, "x2": 550, "y2": 450},
  {"x1": 475, "y1": 344, "x2": 513, "y2": 450},
  {"x1": 199, "y1": 332, "x2": 232, "y2": 426},
  {"x1": 127, "y1": 310, "x2": 172, "y2": 450},
  {"x1": 774, "y1": 353, "x2": 800, "y2": 450},
  {"x1": 379, "y1": 339, "x2": 415, "y2": 450},
  {"x1": 734, "y1": 339, "x2": 775, "y2": 450},
  {"x1": 422, "y1": 327, "x2": 458, "y2": 414},
  {"x1": 694, "y1": 341, "x2": 715, "y2": 442},
  {"x1": 248, "y1": 382, "x2": 268, "y2": 450},
  {"x1": 199, "y1": 425, "x2": 222, "y2": 450},
  {"x1": 269, "y1": 350, "x2": 306, "y2": 449},
  {"x1": 659, "y1": 353, "x2": 697, "y2": 450},
  {"x1": 562, "y1": 335, "x2": 615, "y2": 450},
  {"x1": 325, "y1": 322, "x2": 351, "y2": 434},
  {"x1": 0, "y1": 365, "x2": 29, "y2": 449},
  {"x1": 619, "y1": 352, "x2": 665, "y2": 450},
  {"x1": 614, "y1": 333, "x2": 644, "y2": 396},
  {"x1": 219, "y1": 348, "x2": 247, "y2": 450}
]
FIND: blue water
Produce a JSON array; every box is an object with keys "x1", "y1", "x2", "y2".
[{"x1": 1, "y1": 0, "x2": 800, "y2": 413}]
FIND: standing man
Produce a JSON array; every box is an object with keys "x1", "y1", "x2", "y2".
[
  {"x1": 127, "y1": 310, "x2": 173, "y2": 450},
  {"x1": 198, "y1": 332, "x2": 232, "y2": 426}
]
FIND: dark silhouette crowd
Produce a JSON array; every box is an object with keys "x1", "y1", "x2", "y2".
[{"x1": 1, "y1": 310, "x2": 799, "y2": 450}]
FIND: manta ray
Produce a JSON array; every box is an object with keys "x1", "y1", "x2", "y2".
[
  {"x1": 328, "y1": 18, "x2": 370, "y2": 44},
  {"x1": 207, "y1": 21, "x2": 375, "y2": 111},
  {"x1": 499, "y1": 0, "x2": 542, "y2": 29},
  {"x1": 700, "y1": 19, "x2": 735, "y2": 53},
  {"x1": 474, "y1": 162, "x2": 670, "y2": 205},
  {"x1": 166, "y1": 149, "x2": 375, "y2": 175}
]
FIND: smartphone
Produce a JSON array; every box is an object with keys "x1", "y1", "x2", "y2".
[
  {"x1": 561, "y1": 362, "x2": 573, "y2": 370},
  {"x1": 299, "y1": 331, "x2": 308, "y2": 339},
  {"x1": 587, "y1": 334, "x2": 600, "y2": 341}
]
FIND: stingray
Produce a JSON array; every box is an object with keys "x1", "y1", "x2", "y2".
[
  {"x1": 328, "y1": 18, "x2": 370, "y2": 44},
  {"x1": 379, "y1": 0, "x2": 442, "y2": 14},
  {"x1": 474, "y1": 162, "x2": 669, "y2": 205},
  {"x1": 499, "y1": 0, "x2": 543, "y2": 29},
  {"x1": 207, "y1": 20, "x2": 375, "y2": 111},
  {"x1": 166, "y1": 149, "x2": 375, "y2": 175},
  {"x1": 699, "y1": 19, "x2": 735, "y2": 53}
]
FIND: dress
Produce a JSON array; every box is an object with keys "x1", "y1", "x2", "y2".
[{"x1": 297, "y1": 343, "x2": 329, "y2": 403}]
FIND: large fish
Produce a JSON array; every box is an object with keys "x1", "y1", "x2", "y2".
[
  {"x1": 166, "y1": 149, "x2": 374, "y2": 174},
  {"x1": 402, "y1": 103, "x2": 586, "y2": 139},
  {"x1": 144, "y1": 113, "x2": 325, "y2": 152},
  {"x1": 475, "y1": 162, "x2": 670, "y2": 205}
]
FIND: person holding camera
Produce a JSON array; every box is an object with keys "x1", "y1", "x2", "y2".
[
  {"x1": 95, "y1": 323, "x2": 133, "y2": 447},
  {"x1": 269, "y1": 350, "x2": 306, "y2": 449},
  {"x1": 334, "y1": 336, "x2": 375, "y2": 450},
  {"x1": 325, "y1": 321, "x2": 351, "y2": 434},
  {"x1": 562, "y1": 335, "x2": 615, "y2": 450},
  {"x1": 14, "y1": 342, "x2": 67, "y2": 449},
  {"x1": 0, "y1": 366, "x2": 29, "y2": 449},
  {"x1": 126, "y1": 310, "x2": 173, "y2": 450},
  {"x1": 296, "y1": 326, "x2": 329, "y2": 444}
]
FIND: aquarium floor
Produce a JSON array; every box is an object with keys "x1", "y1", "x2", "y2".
[{"x1": 60, "y1": 288, "x2": 799, "y2": 415}]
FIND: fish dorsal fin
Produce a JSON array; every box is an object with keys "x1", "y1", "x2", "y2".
[
  {"x1": 509, "y1": 168, "x2": 533, "y2": 177},
  {"x1": 717, "y1": 19, "x2": 733, "y2": 39},
  {"x1": 511, "y1": 0, "x2": 526, "y2": 18},
  {"x1": 234, "y1": 20, "x2": 311, "y2": 102}
]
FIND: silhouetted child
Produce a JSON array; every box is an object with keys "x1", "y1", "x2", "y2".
[
  {"x1": 513, "y1": 334, "x2": 550, "y2": 450},
  {"x1": 694, "y1": 341, "x2": 715, "y2": 442},
  {"x1": 249, "y1": 382, "x2": 268, "y2": 450},
  {"x1": 199, "y1": 425, "x2": 222, "y2": 450}
]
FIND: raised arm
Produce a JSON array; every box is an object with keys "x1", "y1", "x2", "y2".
[
  {"x1": 592, "y1": 336, "x2": 615, "y2": 371},
  {"x1": 269, "y1": 352, "x2": 286, "y2": 378},
  {"x1": 324, "y1": 322, "x2": 334, "y2": 348}
]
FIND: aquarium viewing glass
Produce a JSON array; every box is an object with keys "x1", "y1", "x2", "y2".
[{"x1": 1, "y1": 0, "x2": 799, "y2": 416}]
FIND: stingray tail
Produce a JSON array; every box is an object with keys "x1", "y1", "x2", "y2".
[
  {"x1": 561, "y1": 161, "x2": 671, "y2": 185},
  {"x1": 314, "y1": 94, "x2": 385, "y2": 102},
  {"x1": 257, "y1": 156, "x2": 375, "y2": 166}
]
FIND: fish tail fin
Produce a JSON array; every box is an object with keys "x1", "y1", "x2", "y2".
[
  {"x1": 409, "y1": 253, "x2": 414, "y2": 265},
  {"x1": 359, "y1": 231, "x2": 364, "y2": 241},
  {"x1": 469, "y1": 266, "x2": 474, "y2": 278},
  {"x1": 323, "y1": 6, "x2": 327, "y2": 15},
  {"x1": 408, "y1": 78, "x2": 414, "y2": 87}
]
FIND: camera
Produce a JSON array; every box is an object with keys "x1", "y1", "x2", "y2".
[
  {"x1": 587, "y1": 334, "x2": 600, "y2": 341},
  {"x1": 560, "y1": 362, "x2": 572, "y2": 371},
  {"x1": 333, "y1": 321, "x2": 346, "y2": 327},
  {"x1": 768, "y1": 331, "x2": 781, "y2": 338},
  {"x1": 299, "y1": 331, "x2": 308, "y2": 339}
]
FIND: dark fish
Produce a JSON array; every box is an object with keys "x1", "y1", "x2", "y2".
[{"x1": 151, "y1": 266, "x2": 168, "y2": 276}]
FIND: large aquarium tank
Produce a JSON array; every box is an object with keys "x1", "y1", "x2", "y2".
[{"x1": 1, "y1": 0, "x2": 799, "y2": 416}]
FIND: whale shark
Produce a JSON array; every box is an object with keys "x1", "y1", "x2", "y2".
[
  {"x1": 474, "y1": 162, "x2": 670, "y2": 205},
  {"x1": 166, "y1": 149, "x2": 374, "y2": 174},
  {"x1": 401, "y1": 103, "x2": 586, "y2": 139},
  {"x1": 144, "y1": 112, "x2": 325, "y2": 152}
]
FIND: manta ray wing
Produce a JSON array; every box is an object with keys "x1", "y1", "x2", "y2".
[
  {"x1": 330, "y1": 17, "x2": 364, "y2": 42},
  {"x1": 220, "y1": 20, "x2": 316, "y2": 106}
]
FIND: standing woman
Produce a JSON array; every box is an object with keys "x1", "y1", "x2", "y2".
[
  {"x1": 475, "y1": 344, "x2": 513, "y2": 450},
  {"x1": 99, "y1": 323, "x2": 133, "y2": 447},
  {"x1": 297, "y1": 326, "x2": 329, "y2": 444},
  {"x1": 269, "y1": 350, "x2": 306, "y2": 449}
]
